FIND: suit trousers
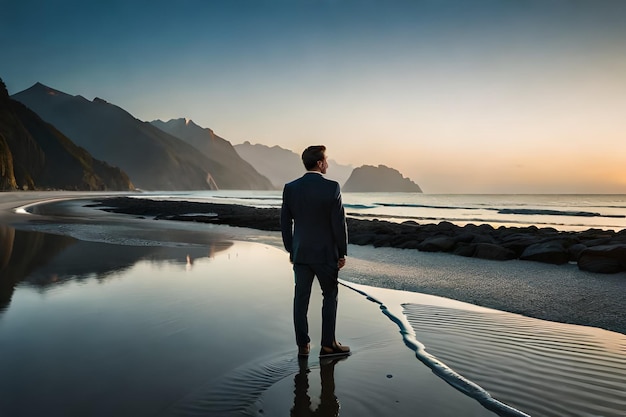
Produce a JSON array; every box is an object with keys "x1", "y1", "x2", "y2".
[{"x1": 293, "y1": 263, "x2": 339, "y2": 347}]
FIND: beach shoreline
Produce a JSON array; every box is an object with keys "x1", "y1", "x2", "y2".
[
  {"x1": 2, "y1": 192, "x2": 625, "y2": 335},
  {"x1": 86, "y1": 195, "x2": 626, "y2": 335},
  {"x1": 87, "y1": 196, "x2": 626, "y2": 274},
  {"x1": 2, "y1": 192, "x2": 626, "y2": 416}
]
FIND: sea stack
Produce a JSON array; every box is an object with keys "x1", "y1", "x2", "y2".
[{"x1": 343, "y1": 164, "x2": 422, "y2": 192}]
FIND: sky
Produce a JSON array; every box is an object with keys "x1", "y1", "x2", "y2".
[{"x1": 2, "y1": 0, "x2": 626, "y2": 193}]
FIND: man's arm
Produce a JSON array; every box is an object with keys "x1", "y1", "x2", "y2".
[
  {"x1": 280, "y1": 185, "x2": 294, "y2": 261},
  {"x1": 330, "y1": 183, "x2": 348, "y2": 262}
]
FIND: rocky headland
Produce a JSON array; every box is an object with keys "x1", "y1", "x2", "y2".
[
  {"x1": 89, "y1": 197, "x2": 626, "y2": 274},
  {"x1": 343, "y1": 164, "x2": 422, "y2": 192}
]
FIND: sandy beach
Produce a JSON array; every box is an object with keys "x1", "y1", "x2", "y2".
[{"x1": 1, "y1": 192, "x2": 625, "y2": 417}]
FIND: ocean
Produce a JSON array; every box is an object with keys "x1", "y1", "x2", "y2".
[{"x1": 137, "y1": 191, "x2": 626, "y2": 232}]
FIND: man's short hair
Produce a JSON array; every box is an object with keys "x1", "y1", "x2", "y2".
[{"x1": 301, "y1": 145, "x2": 326, "y2": 170}]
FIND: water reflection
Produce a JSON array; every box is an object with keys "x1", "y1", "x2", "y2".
[
  {"x1": 0, "y1": 224, "x2": 15, "y2": 270},
  {"x1": 0, "y1": 237, "x2": 297, "y2": 417},
  {"x1": 0, "y1": 224, "x2": 231, "y2": 314},
  {"x1": 291, "y1": 356, "x2": 347, "y2": 417},
  {"x1": 0, "y1": 224, "x2": 76, "y2": 312}
]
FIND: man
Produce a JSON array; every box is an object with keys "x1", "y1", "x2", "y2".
[{"x1": 281, "y1": 145, "x2": 350, "y2": 358}]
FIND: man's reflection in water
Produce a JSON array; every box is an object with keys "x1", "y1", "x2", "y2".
[{"x1": 291, "y1": 356, "x2": 345, "y2": 417}]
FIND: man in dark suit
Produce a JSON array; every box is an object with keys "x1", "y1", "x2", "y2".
[{"x1": 281, "y1": 145, "x2": 350, "y2": 358}]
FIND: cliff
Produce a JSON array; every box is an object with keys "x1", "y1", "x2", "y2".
[{"x1": 0, "y1": 78, "x2": 133, "y2": 191}]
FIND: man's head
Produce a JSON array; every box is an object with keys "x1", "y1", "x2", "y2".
[{"x1": 301, "y1": 145, "x2": 328, "y2": 174}]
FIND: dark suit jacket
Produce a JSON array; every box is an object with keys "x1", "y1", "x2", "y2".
[{"x1": 281, "y1": 172, "x2": 348, "y2": 264}]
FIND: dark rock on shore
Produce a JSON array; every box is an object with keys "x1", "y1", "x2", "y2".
[
  {"x1": 88, "y1": 197, "x2": 626, "y2": 274},
  {"x1": 519, "y1": 240, "x2": 571, "y2": 265},
  {"x1": 578, "y1": 245, "x2": 626, "y2": 274}
]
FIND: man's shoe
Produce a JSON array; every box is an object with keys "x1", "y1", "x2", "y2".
[
  {"x1": 298, "y1": 343, "x2": 310, "y2": 356},
  {"x1": 319, "y1": 341, "x2": 350, "y2": 358}
]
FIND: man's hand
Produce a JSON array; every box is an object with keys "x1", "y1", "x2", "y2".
[{"x1": 338, "y1": 257, "x2": 346, "y2": 270}]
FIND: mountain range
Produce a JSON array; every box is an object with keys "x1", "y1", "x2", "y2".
[
  {"x1": 0, "y1": 79, "x2": 133, "y2": 191},
  {"x1": 3, "y1": 79, "x2": 422, "y2": 193},
  {"x1": 13, "y1": 83, "x2": 272, "y2": 191}
]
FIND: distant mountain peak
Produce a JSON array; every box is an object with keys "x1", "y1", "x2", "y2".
[
  {"x1": 25, "y1": 82, "x2": 69, "y2": 98},
  {"x1": 182, "y1": 118, "x2": 201, "y2": 129},
  {"x1": 238, "y1": 141, "x2": 290, "y2": 152},
  {"x1": 36, "y1": 82, "x2": 55, "y2": 93},
  {"x1": 165, "y1": 117, "x2": 199, "y2": 128},
  {"x1": 154, "y1": 118, "x2": 209, "y2": 134}
]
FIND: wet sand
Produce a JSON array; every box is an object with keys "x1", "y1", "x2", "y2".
[{"x1": 1, "y1": 192, "x2": 626, "y2": 416}]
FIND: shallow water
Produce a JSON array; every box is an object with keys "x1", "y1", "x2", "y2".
[
  {"x1": 0, "y1": 227, "x2": 494, "y2": 417},
  {"x1": 0, "y1": 229, "x2": 260, "y2": 416}
]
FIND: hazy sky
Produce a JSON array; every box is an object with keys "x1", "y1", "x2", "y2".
[{"x1": 2, "y1": 0, "x2": 625, "y2": 193}]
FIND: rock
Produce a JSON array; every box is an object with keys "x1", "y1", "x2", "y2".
[
  {"x1": 349, "y1": 234, "x2": 376, "y2": 246},
  {"x1": 454, "y1": 232, "x2": 478, "y2": 244},
  {"x1": 453, "y1": 243, "x2": 476, "y2": 257},
  {"x1": 568, "y1": 243, "x2": 587, "y2": 261},
  {"x1": 436, "y1": 221, "x2": 459, "y2": 232},
  {"x1": 417, "y1": 236, "x2": 457, "y2": 252},
  {"x1": 520, "y1": 240, "x2": 570, "y2": 265},
  {"x1": 463, "y1": 223, "x2": 495, "y2": 234},
  {"x1": 501, "y1": 235, "x2": 537, "y2": 257},
  {"x1": 473, "y1": 243, "x2": 517, "y2": 261},
  {"x1": 578, "y1": 245, "x2": 626, "y2": 274}
]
